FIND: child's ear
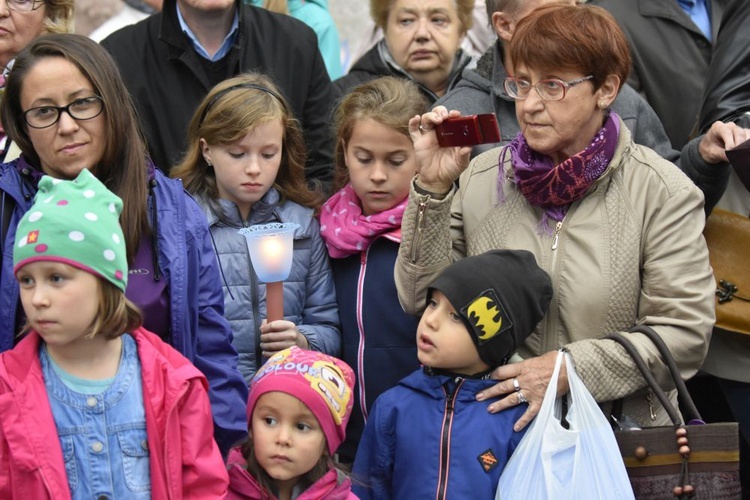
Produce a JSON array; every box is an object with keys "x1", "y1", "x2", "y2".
[{"x1": 200, "y1": 138, "x2": 212, "y2": 166}]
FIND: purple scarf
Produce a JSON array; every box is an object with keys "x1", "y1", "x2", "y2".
[{"x1": 500, "y1": 112, "x2": 620, "y2": 232}]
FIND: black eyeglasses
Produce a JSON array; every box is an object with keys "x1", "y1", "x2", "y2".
[
  {"x1": 22, "y1": 96, "x2": 105, "y2": 129},
  {"x1": 5, "y1": 0, "x2": 46, "y2": 13},
  {"x1": 504, "y1": 75, "x2": 594, "y2": 101}
]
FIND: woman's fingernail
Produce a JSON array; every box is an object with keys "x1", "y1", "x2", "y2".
[
  {"x1": 487, "y1": 404, "x2": 495, "y2": 413},
  {"x1": 476, "y1": 393, "x2": 485, "y2": 401}
]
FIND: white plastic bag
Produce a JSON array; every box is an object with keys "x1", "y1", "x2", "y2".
[{"x1": 496, "y1": 351, "x2": 634, "y2": 500}]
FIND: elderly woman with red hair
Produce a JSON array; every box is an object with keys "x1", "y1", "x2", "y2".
[{"x1": 395, "y1": 3, "x2": 717, "y2": 430}]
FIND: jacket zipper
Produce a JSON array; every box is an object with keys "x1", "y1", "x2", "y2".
[
  {"x1": 356, "y1": 249, "x2": 369, "y2": 420},
  {"x1": 543, "y1": 219, "x2": 564, "y2": 353},
  {"x1": 551, "y1": 221, "x2": 563, "y2": 250},
  {"x1": 242, "y1": 218, "x2": 263, "y2": 371},
  {"x1": 163, "y1": 383, "x2": 190, "y2": 500},
  {"x1": 410, "y1": 195, "x2": 430, "y2": 262},
  {"x1": 436, "y1": 378, "x2": 464, "y2": 500}
]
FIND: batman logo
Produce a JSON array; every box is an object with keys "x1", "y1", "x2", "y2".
[{"x1": 467, "y1": 295, "x2": 502, "y2": 340}]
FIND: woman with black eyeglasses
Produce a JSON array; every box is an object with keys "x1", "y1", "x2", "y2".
[
  {"x1": 395, "y1": 4, "x2": 718, "y2": 431},
  {"x1": 0, "y1": 0, "x2": 74, "y2": 163},
  {"x1": 0, "y1": 33, "x2": 248, "y2": 459}
]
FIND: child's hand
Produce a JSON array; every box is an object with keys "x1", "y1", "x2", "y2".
[{"x1": 259, "y1": 319, "x2": 310, "y2": 357}]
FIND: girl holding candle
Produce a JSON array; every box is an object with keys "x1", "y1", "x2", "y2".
[
  {"x1": 319, "y1": 76, "x2": 428, "y2": 462},
  {"x1": 172, "y1": 73, "x2": 341, "y2": 384}
]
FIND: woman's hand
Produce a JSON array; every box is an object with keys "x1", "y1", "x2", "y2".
[
  {"x1": 408, "y1": 106, "x2": 473, "y2": 194},
  {"x1": 259, "y1": 319, "x2": 309, "y2": 357},
  {"x1": 475, "y1": 351, "x2": 568, "y2": 432},
  {"x1": 699, "y1": 121, "x2": 750, "y2": 164}
]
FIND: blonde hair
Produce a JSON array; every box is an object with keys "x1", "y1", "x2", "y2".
[
  {"x1": 331, "y1": 77, "x2": 428, "y2": 193},
  {"x1": 44, "y1": 0, "x2": 76, "y2": 34},
  {"x1": 262, "y1": 0, "x2": 288, "y2": 14},
  {"x1": 370, "y1": 0, "x2": 474, "y2": 35},
  {"x1": 172, "y1": 73, "x2": 323, "y2": 213},
  {"x1": 20, "y1": 279, "x2": 142, "y2": 339}
]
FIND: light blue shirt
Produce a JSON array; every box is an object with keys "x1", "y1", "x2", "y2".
[
  {"x1": 677, "y1": 0, "x2": 712, "y2": 41},
  {"x1": 176, "y1": 3, "x2": 239, "y2": 61},
  {"x1": 41, "y1": 335, "x2": 150, "y2": 500}
]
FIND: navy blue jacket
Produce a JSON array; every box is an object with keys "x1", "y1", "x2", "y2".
[
  {"x1": 0, "y1": 158, "x2": 248, "y2": 455},
  {"x1": 352, "y1": 369, "x2": 527, "y2": 499},
  {"x1": 330, "y1": 237, "x2": 419, "y2": 459}
]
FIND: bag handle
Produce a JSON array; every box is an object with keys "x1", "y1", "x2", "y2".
[
  {"x1": 627, "y1": 325, "x2": 701, "y2": 422},
  {"x1": 607, "y1": 331, "x2": 682, "y2": 425},
  {"x1": 606, "y1": 326, "x2": 703, "y2": 425}
]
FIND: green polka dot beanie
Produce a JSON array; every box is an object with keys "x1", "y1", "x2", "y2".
[{"x1": 13, "y1": 169, "x2": 128, "y2": 291}]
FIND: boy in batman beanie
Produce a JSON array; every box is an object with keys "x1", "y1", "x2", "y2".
[{"x1": 352, "y1": 250, "x2": 552, "y2": 499}]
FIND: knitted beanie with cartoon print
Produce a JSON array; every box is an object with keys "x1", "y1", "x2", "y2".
[
  {"x1": 246, "y1": 346, "x2": 355, "y2": 455},
  {"x1": 428, "y1": 249, "x2": 553, "y2": 368},
  {"x1": 13, "y1": 169, "x2": 128, "y2": 291}
]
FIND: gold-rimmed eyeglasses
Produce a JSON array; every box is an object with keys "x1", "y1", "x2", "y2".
[{"x1": 503, "y1": 75, "x2": 594, "y2": 101}]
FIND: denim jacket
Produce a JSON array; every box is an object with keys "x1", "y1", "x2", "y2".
[{"x1": 41, "y1": 335, "x2": 150, "y2": 499}]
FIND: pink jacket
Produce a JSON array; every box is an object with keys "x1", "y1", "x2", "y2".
[
  {"x1": 0, "y1": 327, "x2": 229, "y2": 499},
  {"x1": 226, "y1": 449, "x2": 357, "y2": 499}
]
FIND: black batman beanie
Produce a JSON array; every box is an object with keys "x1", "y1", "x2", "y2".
[{"x1": 428, "y1": 250, "x2": 553, "y2": 368}]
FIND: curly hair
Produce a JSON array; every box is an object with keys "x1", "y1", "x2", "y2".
[{"x1": 44, "y1": 0, "x2": 76, "y2": 34}]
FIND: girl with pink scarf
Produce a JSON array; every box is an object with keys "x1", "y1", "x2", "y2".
[{"x1": 319, "y1": 77, "x2": 428, "y2": 462}]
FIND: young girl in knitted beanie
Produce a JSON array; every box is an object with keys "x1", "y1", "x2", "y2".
[
  {"x1": 0, "y1": 169, "x2": 227, "y2": 498},
  {"x1": 227, "y1": 346, "x2": 357, "y2": 499}
]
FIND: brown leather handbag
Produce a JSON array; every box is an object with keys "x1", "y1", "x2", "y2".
[
  {"x1": 703, "y1": 208, "x2": 750, "y2": 335},
  {"x1": 607, "y1": 325, "x2": 740, "y2": 499}
]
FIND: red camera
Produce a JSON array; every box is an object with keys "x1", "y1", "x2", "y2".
[{"x1": 435, "y1": 114, "x2": 501, "y2": 148}]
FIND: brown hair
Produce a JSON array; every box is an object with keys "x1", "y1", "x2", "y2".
[
  {"x1": 172, "y1": 73, "x2": 323, "y2": 214},
  {"x1": 371, "y1": 0, "x2": 474, "y2": 35},
  {"x1": 331, "y1": 77, "x2": 428, "y2": 193},
  {"x1": 2, "y1": 34, "x2": 150, "y2": 264},
  {"x1": 509, "y1": 4, "x2": 630, "y2": 92},
  {"x1": 20, "y1": 278, "x2": 142, "y2": 339},
  {"x1": 239, "y1": 436, "x2": 333, "y2": 498}
]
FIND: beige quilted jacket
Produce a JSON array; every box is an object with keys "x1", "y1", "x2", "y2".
[{"x1": 395, "y1": 120, "x2": 715, "y2": 427}]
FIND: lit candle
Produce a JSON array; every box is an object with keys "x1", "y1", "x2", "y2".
[{"x1": 238, "y1": 222, "x2": 300, "y2": 323}]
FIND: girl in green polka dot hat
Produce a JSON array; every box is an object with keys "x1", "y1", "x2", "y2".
[
  {"x1": 3, "y1": 168, "x2": 229, "y2": 497},
  {"x1": 14, "y1": 168, "x2": 129, "y2": 291}
]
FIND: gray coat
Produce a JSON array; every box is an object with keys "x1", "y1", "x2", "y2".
[{"x1": 197, "y1": 189, "x2": 341, "y2": 383}]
